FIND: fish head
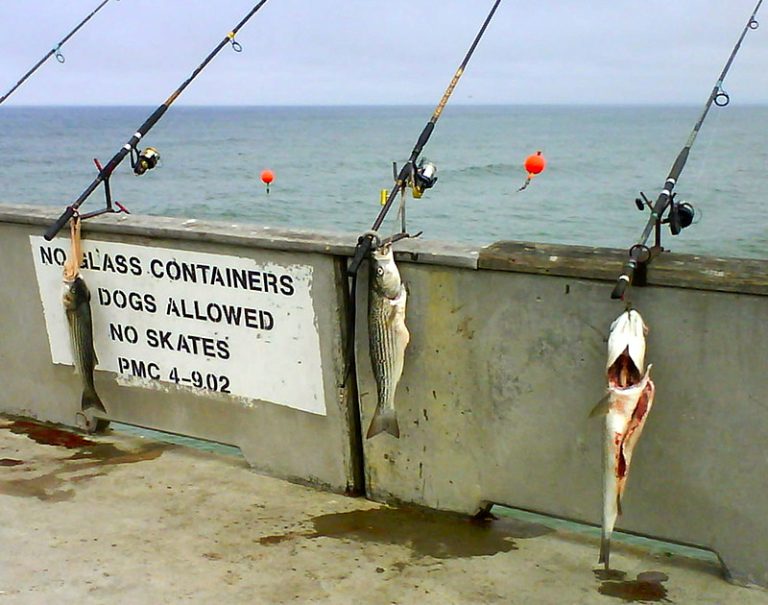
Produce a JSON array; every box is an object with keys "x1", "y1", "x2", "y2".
[
  {"x1": 62, "y1": 275, "x2": 90, "y2": 310},
  {"x1": 370, "y1": 243, "x2": 402, "y2": 299},
  {"x1": 606, "y1": 309, "x2": 648, "y2": 388}
]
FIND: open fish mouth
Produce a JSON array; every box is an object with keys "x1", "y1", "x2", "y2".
[{"x1": 607, "y1": 349, "x2": 643, "y2": 390}]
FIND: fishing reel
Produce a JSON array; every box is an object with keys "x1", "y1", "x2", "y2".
[
  {"x1": 409, "y1": 158, "x2": 438, "y2": 199},
  {"x1": 634, "y1": 192, "x2": 695, "y2": 236},
  {"x1": 131, "y1": 146, "x2": 160, "y2": 176},
  {"x1": 667, "y1": 197, "x2": 695, "y2": 235}
]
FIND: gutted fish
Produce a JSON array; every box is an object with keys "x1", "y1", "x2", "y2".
[
  {"x1": 366, "y1": 243, "x2": 409, "y2": 439},
  {"x1": 62, "y1": 218, "x2": 106, "y2": 417},
  {"x1": 594, "y1": 309, "x2": 655, "y2": 569}
]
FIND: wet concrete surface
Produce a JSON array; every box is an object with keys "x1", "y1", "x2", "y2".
[
  {"x1": 1, "y1": 415, "x2": 767, "y2": 605},
  {"x1": 257, "y1": 506, "x2": 552, "y2": 559}
]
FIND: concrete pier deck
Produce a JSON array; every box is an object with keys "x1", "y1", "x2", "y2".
[{"x1": 1, "y1": 416, "x2": 766, "y2": 605}]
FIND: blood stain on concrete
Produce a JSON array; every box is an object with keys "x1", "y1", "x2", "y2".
[
  {"x1": 256, "y1": 506, "x2": 551, "y2": 559},
  {"x1": 258, "y1": 533, "x2": 304, "y2": 546},
  {"x1": 0, "y1": 417, "x2": 169, "y2": 501},
  {"x1": 307, "y1": 506, "x2": 552, "y2": 559},
  {"x1": 0, "y1": 458, "x2": 24, "y2": 467},
  {"x1": 7, "y1": 420, "x2": 95, "y2": 448},
  {"x1": 595, "y1": 569, "x2": 671, "y2": 602}
]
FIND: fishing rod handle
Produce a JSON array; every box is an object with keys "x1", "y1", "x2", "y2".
[
  {"x1": 611, "y1": 275, "x2": 630, "y2": 300},
  {"x1": 410, "y1": 122, "x2": 435, "y2": 164},
  {"x1": 44, "y1": 206, "x2": 75, "y2": 241},
  {"x1": 610, "y1": 259, "x2": 637, "y2": 299},
  {"x1": 348, "y1": 234, "x2": 374, "y2": 276}
]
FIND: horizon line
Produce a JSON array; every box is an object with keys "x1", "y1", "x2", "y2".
[{"x1": 4, "y1": 101, "x2": 768, "y2": 108}]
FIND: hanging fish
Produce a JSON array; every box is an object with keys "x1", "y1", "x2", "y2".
[
  {"x1": 62, "y1": 217, "x2": 107, "y2": 422},
  {"x1": 517, "y1": 150, "x2": 546, "y2": 192},
  {"x1": 366, "y1": 242, "x2": 409, "y2": 439},
  {"x1": 591, "y1": 309, "x2": 655, "y2": 569}
]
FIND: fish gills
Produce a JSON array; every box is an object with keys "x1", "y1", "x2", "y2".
[{"x1": 366, "y1": 245, "x2": 409, "y2": 439}]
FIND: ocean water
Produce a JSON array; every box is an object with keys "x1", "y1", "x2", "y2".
[{"x1": 1, "y1": 105, "x2": 766, "y2": 259}]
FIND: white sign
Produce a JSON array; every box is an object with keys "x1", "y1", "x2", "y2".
[{"x1": 30, "y1": 236, "x2": 326, "y2": 415}]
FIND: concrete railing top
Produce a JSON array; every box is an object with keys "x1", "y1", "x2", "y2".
[
  {"x1": 480, "y1": 241, "x2": 768, "y2": 296},
  {"x1": 2, "y1": 203, "x2": 766, "y2": 295},
  {"x1": 0, "y1": 204, "x2": 479, "y2": 270}
]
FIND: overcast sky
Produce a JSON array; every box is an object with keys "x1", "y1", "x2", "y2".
[{"x1": 1, "y1": 1, "x2": 766, "y2": 106}]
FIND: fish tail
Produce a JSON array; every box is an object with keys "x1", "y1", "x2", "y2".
[
  {"x1": 82, "y1": 388, "x2": 106, "y2": 414},
  {"x1": 366, "y1": 406, "x2": 400, "y2": 439},
  {"x1": 599, "y1": 533, "x2": 611, "y2": 569}
]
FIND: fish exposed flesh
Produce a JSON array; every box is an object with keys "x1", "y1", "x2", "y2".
[
  {"x1": 593, "y1": 309, "x2": 655, "y2": 569},
  {"x1": 62, "y1": 218, "x2": 106, "y2": 417},
  {"x1": 366, "y1": 243, "x2": 409, "y2": 439}
]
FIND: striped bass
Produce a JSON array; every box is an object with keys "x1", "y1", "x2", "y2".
[
  {"x1": 366, "y1": 243, "x2": 409, "y2": 439},
  {"x1": 593, "y1": 309, "x2": 655, "y2": 569},
  {"x1": 62, "y1": 218, "x2": 106, "y2": 418}
]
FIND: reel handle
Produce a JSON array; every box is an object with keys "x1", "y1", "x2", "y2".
[{"x1": 44, "y1": 206, "x2": 75, "y2": 241}]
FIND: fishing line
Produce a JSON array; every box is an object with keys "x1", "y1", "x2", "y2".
[
  {"x1": 0, "y1": 0, "x2": 118, "y2": 105},
  {"x1": 682, "y1": 102, "x2": 724, "y2": 230},
  {"x1": 340, "y1": 0, "x2": 503, "y2": 386},
  {"x1": 43, "y1": 0, "x2": 271, "y2": 240},
  {"x1": 610, "y1": 0, "x2": 763, "y2": 300}
]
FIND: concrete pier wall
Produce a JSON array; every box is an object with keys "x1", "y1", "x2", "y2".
[
  {"x1": 1, "y1": 204, "x2": 766, "y2": 586},
  {"x1": 0, "y1": 207, "x2": 359, "y2": 494}
]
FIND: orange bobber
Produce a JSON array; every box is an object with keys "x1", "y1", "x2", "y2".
[
  {"x1": 260, "y1": 169, "x2": 275, "y2": 185},
  {"x1": 524, "y1": 151, "x2": 546, "y2": 175}
]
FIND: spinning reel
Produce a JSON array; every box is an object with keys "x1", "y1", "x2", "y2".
[
  {"x1": 627, "y1": 191, "x2": 695, "y2": 284},
  {"x1": 634, "y1": 191, "x2": 695, "y2": 238},
  {"x1": 409, "y1": 157, "x2": 438, "y2": 199},
  {"x1": 131, "y1": 146, "x2": 161, "y2": 176}
]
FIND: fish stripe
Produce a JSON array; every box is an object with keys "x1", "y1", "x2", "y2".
[
  {"x1": 67, "y1": 299, "x2": 96, "y2": 392},
  {"x1": 371, "y1": 300, "x2": 402, "y2": 410}
]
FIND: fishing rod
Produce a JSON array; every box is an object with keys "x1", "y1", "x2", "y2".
[
  {"x1": 43, "y1": 0, "x2": 270, "y2": 241},
  {"x1": 347, "y1": 0, "x2": 503, "y2": 276},
  {"x1": 0, "y1": 0, "x2": 118, "y2": 105},
  {"x1": 610, "y1": 0, "x2": 763, "y2": 300},
  {"x1": 339, "y1": 0, "x2": 502, "y2": 388}
]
